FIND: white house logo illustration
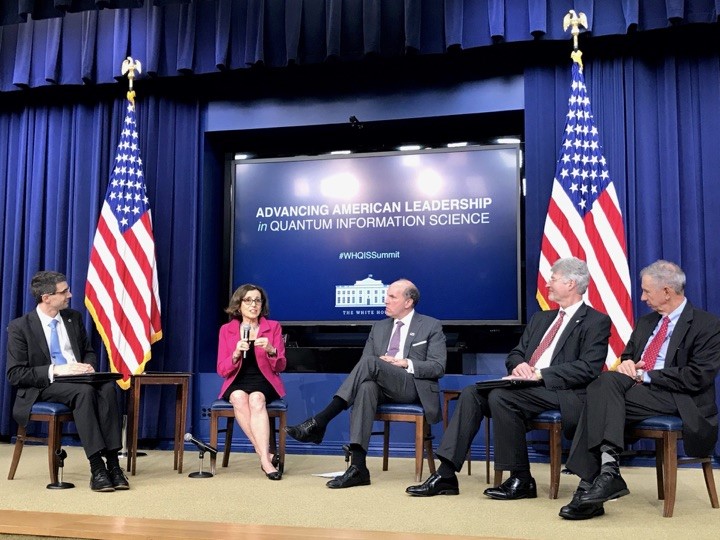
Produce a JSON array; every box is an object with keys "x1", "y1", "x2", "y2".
[{"x1": 335, "y1": 275, "x2": 387, "y2": 307}]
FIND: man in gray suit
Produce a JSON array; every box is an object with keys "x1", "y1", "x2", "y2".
[
  {"x1": 406, "y1": 257, "x2": 610, "y2": 499},
  {"x1": 285, "y1": 278, "x2": 447, "y2": 488}
]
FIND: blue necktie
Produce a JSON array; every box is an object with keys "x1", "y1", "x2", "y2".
[{"x1": 49, "y1": 319, "x2": 68, "y2": 365}]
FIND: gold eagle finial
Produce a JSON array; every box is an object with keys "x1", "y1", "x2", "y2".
[
  {"x1": 121, "y1": 57, "x2": 142, "y2": 104},
  {"x1": 563, "y1": 10, "x2": 588, "y2": 51}
]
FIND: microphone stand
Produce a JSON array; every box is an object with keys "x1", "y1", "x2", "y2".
[
  {"x1": 47, "y1": 448, "x2": 75, "y2": 489},
  {"x1": 188, "y1": 449, "x2": 214, "y2": 478}
]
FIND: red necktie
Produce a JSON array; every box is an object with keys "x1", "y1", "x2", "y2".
[
  {"x1": 386, "y1": 320, "x2": 404, "y2": 357},
  {"x1": 641, "y1": 316, "x2": 670, "y2": 371},
  {"x1": 529, "y1": 310, "x2": 565, "y2": 367}
]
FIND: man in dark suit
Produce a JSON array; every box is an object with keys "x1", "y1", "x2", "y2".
[
  {"x1": 6, "y1": 270, "x2": 128, "y2": 492},
  {"x1": 285, "y1": 278, "x2": 446, "y2": 488},
  {"x1": 559, "y1": 260, "x2": 720, "y2": 520},
  {"x1": 406, "y1": 257, "x2": 610, "y2": 498}
]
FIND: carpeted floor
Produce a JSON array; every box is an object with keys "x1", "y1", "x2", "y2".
[{"x1": 2, "y1": 443, "x2": 720, "y2": 539}]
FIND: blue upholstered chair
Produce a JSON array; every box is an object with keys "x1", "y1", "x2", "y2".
[
  {"x1": 208, "y1": 398, "x2": 287, "y2": 475},
  {"x1": 628, "y1": 415, "x2": 719, "y2": 517},
  {"x1": 374, "y1": 402, "x2": 436, "y2": 482},
  {"x1": 492, "y1": 409, "x2": 563, "y2": 499},
  {"x1": 7, "y1": 401, "x2": 73, "y2": 485}
]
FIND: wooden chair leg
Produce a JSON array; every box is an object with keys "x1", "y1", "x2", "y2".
[
  {"x1": 209, "y1": 412, "x2": 219, "y2": 475},
  {"x1": 269, "y1": 416, "x2": 277, "y2": 455},
  {"x1": 382, "y1": 421, "x2": 390, "y2": 471},
  {"x1": 547, "y1": 424, "x2": 561, "y2": 499},
  {"x1": 278, "y1": 412, "x2": 287, "y2": 472},
  {"x1": 414, "y1": 417, "x2": 424, "y2": 482},
  {"x1": 47, "y1": 416, "x2": 61, "y2": 485},
  {"x1": 655, "y1": 438, "x2": 665, "y2": 500},
  {"x1": 7, "y1": 426, "x2": 27, "y2": 480},
  {"x1": 424, "y1": 422, "x2": 436, "y2": 477},
  {"x1": 662, "y1": 432, "x2": 678, "y2": 518},
  {"x1": 222, "y1": 417, "x2": 234, "y2": 468},
  {"x1": 701, "y1": 461, "x2": 720, "y2": 509}
]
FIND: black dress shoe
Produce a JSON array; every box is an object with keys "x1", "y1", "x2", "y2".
[
  {"x1": 90, "y1": 469, "x2": 115, "y2": 492},
  {"x1": 285, "y1": 417, "x2": 326, "y2": 445},
  {"x1": 326, "y1": 465, "x2": 371, "y2": 489},
  {"x1": 578, "y1": 472, "x2": 629, "y2": 504},
  {"x1": 107, "y1": 466, "x2": 130, "y2": 490},
  {"x1": 271, "y1": 453, "x2": 284, "y2": 474},
  {"x1": 483, "y1": 475, "x2": 537, "y2": 500},
  {"x1": 406, "y1": 473, "x2": 459, "y2": 497},
  {"x1": 559, "y1": 490, "x2": 605, "y2": 520},
  {"x1": 264, "y1": 469, "x2": 282, "y2": 481}
]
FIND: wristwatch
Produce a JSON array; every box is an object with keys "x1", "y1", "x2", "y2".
[{"x1": 534, "y1": 367, "x2": 543, "y2": 380}]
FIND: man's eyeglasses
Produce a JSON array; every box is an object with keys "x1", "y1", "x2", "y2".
[
  {"x1": 242, "y1": 297, "x2": 263, "y2": 305},
  {"x1": 47, "y1": 287, "x2": 71, "y2": 296}
]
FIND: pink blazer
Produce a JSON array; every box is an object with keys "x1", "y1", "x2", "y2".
[{"x1": 217, "y1": 317, "x2": 287, "y2": 399}]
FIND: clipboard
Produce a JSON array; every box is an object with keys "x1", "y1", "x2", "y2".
[
  {"x1": 54, "y1": 372, "x2": 123, "y2": 384},
  {"x1": 475, "y1": 377, "x2": 542, "y2": 390}
]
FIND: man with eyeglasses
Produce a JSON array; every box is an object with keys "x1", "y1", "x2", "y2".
[
  {"x1": 405, "y1": 257, "x2": 610, "y2": 499},
  {"x1": 285, "y1": 278, "x2": 446, "y2": 488},
  {"x1": 6, "y1": 270, "x2": 128, "y2": 492}
]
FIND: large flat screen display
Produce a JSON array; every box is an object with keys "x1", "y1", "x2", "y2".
[{"x1": 231, "y1": 146, "x2": 521, "y2": 324}]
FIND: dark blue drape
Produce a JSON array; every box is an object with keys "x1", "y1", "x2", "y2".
[
  {"x1": 0, "y1": 97, "x2": 203, "y2": 439},
  {"x1": 1, "y1": 0, "x2": 720, "y2": 91}
]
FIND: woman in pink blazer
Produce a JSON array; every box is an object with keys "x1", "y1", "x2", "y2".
[{"x1": 217, "y1": 284, "x2": 287, "y2": 480}]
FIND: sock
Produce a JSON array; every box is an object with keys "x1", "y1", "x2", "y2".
[
  {"x1": 599, "y1": 443, "x2": 621, "y2": 475},
  {"x1": 578, "y1": 479, "x2": 593, "y2": 491},
  {"x1": 89, "y1": 451, "x2": 106, "y2": 474},
  {"x1": 103, "y1": 448, "x2": 120, "y2": 470},
  {"x1": 314, "y1": 396, "x2": 347, "y2": 428},
  {"x1": 350, "y1": 444, "x2": 367, "y2": 470},
  {"x1": 437, "y1": 459, "x2": 457, "y2": 479},
  {"x1": 511, "y1": 469, "x2": 532, "y2": 481}
]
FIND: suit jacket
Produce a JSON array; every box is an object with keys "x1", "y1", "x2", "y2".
[
  {"x1": 217, "y1": 317, "x2": 287, "y2": 399},
  {"x1": 6, "y1": 308, "x2": 96, "y2": 426},
  {"x1": 621, "y1": 302, "x2": 720, "y2": 456},
  {"x1": 506, "y1": 304, "x2": 611, "y2": 438},
  {"x1": 360, "y1": 312, "x2": 446, "y2": 424}
]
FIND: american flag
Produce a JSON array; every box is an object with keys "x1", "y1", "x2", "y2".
[
  {"x1": 536, "y1": 58, "x2": 633, "y2": 368},
  {"x1": 85, "y1": 99, "x2": 162, "y2": 389}
]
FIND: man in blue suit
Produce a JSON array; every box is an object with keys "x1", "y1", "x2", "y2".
[{"x1": 285, "y1": 278, "x2": 447, "y2": 488}]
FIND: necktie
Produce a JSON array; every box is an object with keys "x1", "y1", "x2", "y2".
[
  {"x1": 49, "y1": 319, "x2": 68, "y2": 365},
  {"x1": 529, "y1": 310, "x2": 565, "y2": 367},
  {"x1": 641, "y1": 316, "x2": 670, "y2": 371},
  {"x1": 386, "y1": 320, "x2": 404, "y2": 357}
]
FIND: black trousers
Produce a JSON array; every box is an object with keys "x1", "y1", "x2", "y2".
[
  {"x1": 565, "y1": 371, "x2": 678, "y2": 482},
  {"x1": 39, "y1": 380, "x2": 123, "y2": 458}
]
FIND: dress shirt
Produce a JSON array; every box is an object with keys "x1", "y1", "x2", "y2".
[
  {"x1": 37, "y1": 307, "x2": 78, "y2": 382},
  {"x1": 533, "y1": 300, "x2": 584, "y2": 370},
  {"x1": 640, "y1": 298, "x2": 687, "y2": 383}
]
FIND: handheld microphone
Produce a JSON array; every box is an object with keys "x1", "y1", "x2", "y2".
[
  {"x1": 241, "y1": 323, "x2": 251, "y2": 358},
  {"x1": 184, "y1": 433, "x2": 218, "y2": 455}
]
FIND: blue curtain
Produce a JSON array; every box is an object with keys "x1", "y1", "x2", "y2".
[
  {"x1": 1, "y1": 0, "x2": 719, "y2": 91},
  {"x1": 0, "y1": 97, "x2": 203, "y2": 438},
  {"x1": 524, "y1": 50, "x2": 720, "y2": 321}
]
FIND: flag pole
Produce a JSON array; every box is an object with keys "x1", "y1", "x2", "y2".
[{"x1": 116, "y1": 56, "x2": 147, "y2": 461}]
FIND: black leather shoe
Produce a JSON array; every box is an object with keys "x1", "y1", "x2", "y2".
[
  {"x1": 578, "y1": 472, "x2": 629, "y2": 504},
  {"x1": 90, "y1": 469, "x2": 115, "y2": 492},
  {"x1": 271, "y1": 453, "x2": 284, "y2": 474},
  {"x1": 483, "y1": 475, "x2": 537, "y2": 500},
  {"x1": 264, "y1": 469, "x2": 282, "y2": 481},
  {"x1": 559, "y1": 490, "x2": 605, "y2": 520},
  {"x1": 406, "y1": 473, "x2": 459, "y2": 497},
  {"x1": 326, "y1": 465, "x2": 371, "y2": 489},
  {"x1": 107, "y1": 466, "x2": 130, "y2": 490},
  {"x1": 285, "y1": 417, "x2": 326, "y2": 445}
]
